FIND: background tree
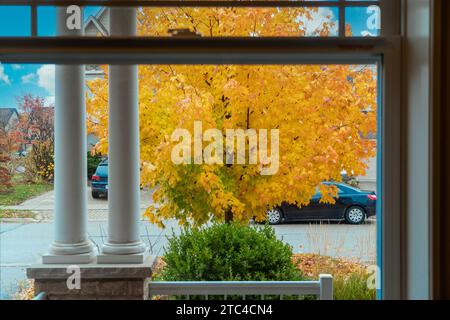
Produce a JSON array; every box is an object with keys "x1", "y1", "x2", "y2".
[
  {"x1": 0, "y1": 112, "x2": 20, "y2": 193},
  {"x1": 15, "y1": 95, "x2": 54, "y2": 182},
  {"x1": 0, "y1": 128, "x2": 13, "y2": 193},
  {"x1": 87, "y1": 8, "x2": 377, "y2": 227},
  {"x1": 87, "y1": 151, "x2": 103, "y2": 180}
]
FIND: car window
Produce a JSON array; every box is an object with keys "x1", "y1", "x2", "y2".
[
  {"x1": 338, "y1": 184, "x2": 361, "y2": 194},
  {"x1": 314, "y1": 183, "x2": 357, "y2": 197},
  {"x1": 319, "y1": 182, "x2": 360, "y2": 195},
  {"x1": 96, "y1": 165, "x2": 108, "y2": 175}
]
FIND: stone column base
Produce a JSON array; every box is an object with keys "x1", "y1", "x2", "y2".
[{"x1": 27, "y1": 256, "x2": 155, "y2": 300}]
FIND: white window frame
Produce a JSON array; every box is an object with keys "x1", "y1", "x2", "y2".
[
  {"x1": 7, "y1": 0, "x2": 385, "y2": 37},
  {"x1": 0, "y1": 0, "x2": 404, "y2": 300}
]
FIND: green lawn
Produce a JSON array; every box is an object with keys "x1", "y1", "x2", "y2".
[{"x1": 0, "y1": 183, "x2": 53, "y2": 206}]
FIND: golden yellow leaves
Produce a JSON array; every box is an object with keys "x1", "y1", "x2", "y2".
[
  {"x1": 138, "y1": 7, "x2": 330, "y2": 37},
  {"x1": 86, "y1": 10, "x2": 377, "y2": 227}
]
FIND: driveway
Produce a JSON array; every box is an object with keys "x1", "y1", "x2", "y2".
[{"x1": 2, "y1": 187, "x2": 155, "y2": 220}]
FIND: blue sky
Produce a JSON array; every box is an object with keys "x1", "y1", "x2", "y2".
[
  {"x1": 0, "y1": 5, "x2": 379, "y2": 109},
  {"x1": 0, "y1": 6, "x2": 101, "y2": 108}
]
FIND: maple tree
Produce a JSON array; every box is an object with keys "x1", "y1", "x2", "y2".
[
  {"x1": 87, "y1": 7, "x2": 377, "y2": 226},
  {"x1": 14, "y1": 95, "x2": 55, "y2": 182}
]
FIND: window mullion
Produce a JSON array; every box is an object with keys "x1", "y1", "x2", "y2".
[
  {"x1": 31, "y1": 0, "x2": 37, "y2": 37},
  {"x1": 338, "y1": 0, "x2": 346, "y2": 38},
  {"x1": 380, "y1": 0, "x2": 401, "y2": 36}
]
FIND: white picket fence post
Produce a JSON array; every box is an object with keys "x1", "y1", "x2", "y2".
[{"x1": 319, "y1": 274, "x2": 334, "y2": 300}]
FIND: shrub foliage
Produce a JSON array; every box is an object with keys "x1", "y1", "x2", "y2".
[
  {"x1": 87, "y1": 151, "x2": 102, "y2": 179},
  {"x1": 160, "y1": 223, "x2": 303, "y2": 282}
]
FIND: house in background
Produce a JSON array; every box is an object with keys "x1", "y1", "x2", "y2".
[
  {"x1": 357, "y1": 156, "x2": 376, "y2": 191},
  {"x1": 84, "y1": 7, "x2": 109, "y2": 37},
  {"x1": 84, "y1": 7, "x2": 110, "y2": 82},
  {"x1": 83, "y1": 9, "x2": 110, "y2": 151},
  {"x1": 0, "y1": 107, "x2": 26, "y2": 157},
  {"x1": 0, "y1": 107, "x2": 19, "y2": 132}
]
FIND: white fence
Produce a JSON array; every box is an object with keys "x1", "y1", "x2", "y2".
[{"x1": 148, "y1": 274, "x2": 333, "y2": 300}]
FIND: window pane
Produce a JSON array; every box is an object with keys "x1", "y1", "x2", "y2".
[
  {"x1": 345, "y1": 6, "x2": 381, "y2": 37},
  {"x1": 1, "y1": 2, "x2": 384, "y2": 38},
  {"x1": 0, "y1": 6, "x2": 30, "y2": 36},
  {"x1": 138, "y1": 7, "x2": 339, "y2": 37},
  {"x1": 1, "y1": 61, "x2": 380, "y2": 300}
]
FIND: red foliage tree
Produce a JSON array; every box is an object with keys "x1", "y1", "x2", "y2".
[{"x1": 14, "y1": 95, "x2": 55, "y2": 182}]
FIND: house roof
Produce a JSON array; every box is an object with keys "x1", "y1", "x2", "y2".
[
  {"x1": 85, "y1": 16, "x2": 108, "y2": 36},
  {"x1": 84, "y1": 7, "x2": 109, "y2": 36},
  {"x1": 0, "y1": 108, "x2": 19, "y2": 129}
]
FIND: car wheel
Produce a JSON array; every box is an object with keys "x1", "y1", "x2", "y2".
[
  {"x1": 267, "y1": 208, "x2": 283, "y2": 225},
  {"x1": 345, "y1": 206, "x2": 366, "y2": 224},
  {"x1": 92, "y1": 191, "x2": 100, "y2": 199}
]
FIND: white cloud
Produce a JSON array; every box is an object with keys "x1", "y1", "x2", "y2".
[
  {"x1": 299, "y1": 7, "x2": 338, "y2": 36},
  {"x1": 360, "y1": 30, "x2": 377, "y2": 37},
  {"x1": 11, "y1": 64, "x2": 24, "y2": 70},
  {"x1": 0, "y1": 64, "x2": 11, "y2": 85},
  {"x1": 21, "y1": 73, "x2": 37, "y2": 84},
  {"x1": 37, "y1": 65, "x2": 55, "y2": 95},
  {"x1": 44, "y1": 96, "x2": 55, "y2": 106}
]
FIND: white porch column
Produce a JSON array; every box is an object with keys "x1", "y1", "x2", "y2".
[
  {"x1": 44, "y1": 7, "x2": 94, "y2": 264},
  {"x1": 98, "y1": 7, "x2": 147, "y2": 264}
]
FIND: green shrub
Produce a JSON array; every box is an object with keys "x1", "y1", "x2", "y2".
[
  {"x1": 158, "y1": 225, "x2": 375, "y2": 300},
  {"x1": 87, "y1": 152, "x2": 102, "y2": 180},
  {"x1": 160, "y1": 223, "x2": 303, "y2": 282}
]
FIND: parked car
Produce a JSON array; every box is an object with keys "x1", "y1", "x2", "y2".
[
  {"x1": 266, "y1": 182, "x2": 377, "y2": 225},
  {"x1": 91, "y1": 159, "x2": 108, "y2": 198}
]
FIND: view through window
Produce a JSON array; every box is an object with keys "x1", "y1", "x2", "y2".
[{"x1": 0, "y1": 2, "x2": 383, "y2": 301}]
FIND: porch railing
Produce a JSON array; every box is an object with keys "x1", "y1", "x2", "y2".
[{"x1": 148, "y1": 274, "x2": 333, "y2": 300}]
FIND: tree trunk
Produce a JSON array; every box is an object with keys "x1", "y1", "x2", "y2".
[{"x1": 225, "y1": 210, "x2": 233, "y2": 224}]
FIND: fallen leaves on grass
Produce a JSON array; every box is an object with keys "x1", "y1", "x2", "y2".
[
  {"x1": 0, "y1": 209, "x2": 37, "y2": 219},
  {"x1": 292, "y1": 253, "x2": 367, "y2": 279}
]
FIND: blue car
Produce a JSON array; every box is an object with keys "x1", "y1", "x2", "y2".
[
  {"x1": 266, "y1": 182, "x2": 377, "y2": 225},
  {"x1": 91, "y1": 159, "x2": 108, "y2": 198}
]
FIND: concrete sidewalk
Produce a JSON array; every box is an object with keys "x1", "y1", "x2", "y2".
[{"x1": 0, "y1": 219, "x2": 177, "y2": 300}]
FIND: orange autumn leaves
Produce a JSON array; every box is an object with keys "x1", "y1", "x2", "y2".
[
  {"x1": 86, "y1": 8, "x2": 377, "y2": 227},
  {"x1": 137, "y1": 7, "x2": 336, "y2": 37}
]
